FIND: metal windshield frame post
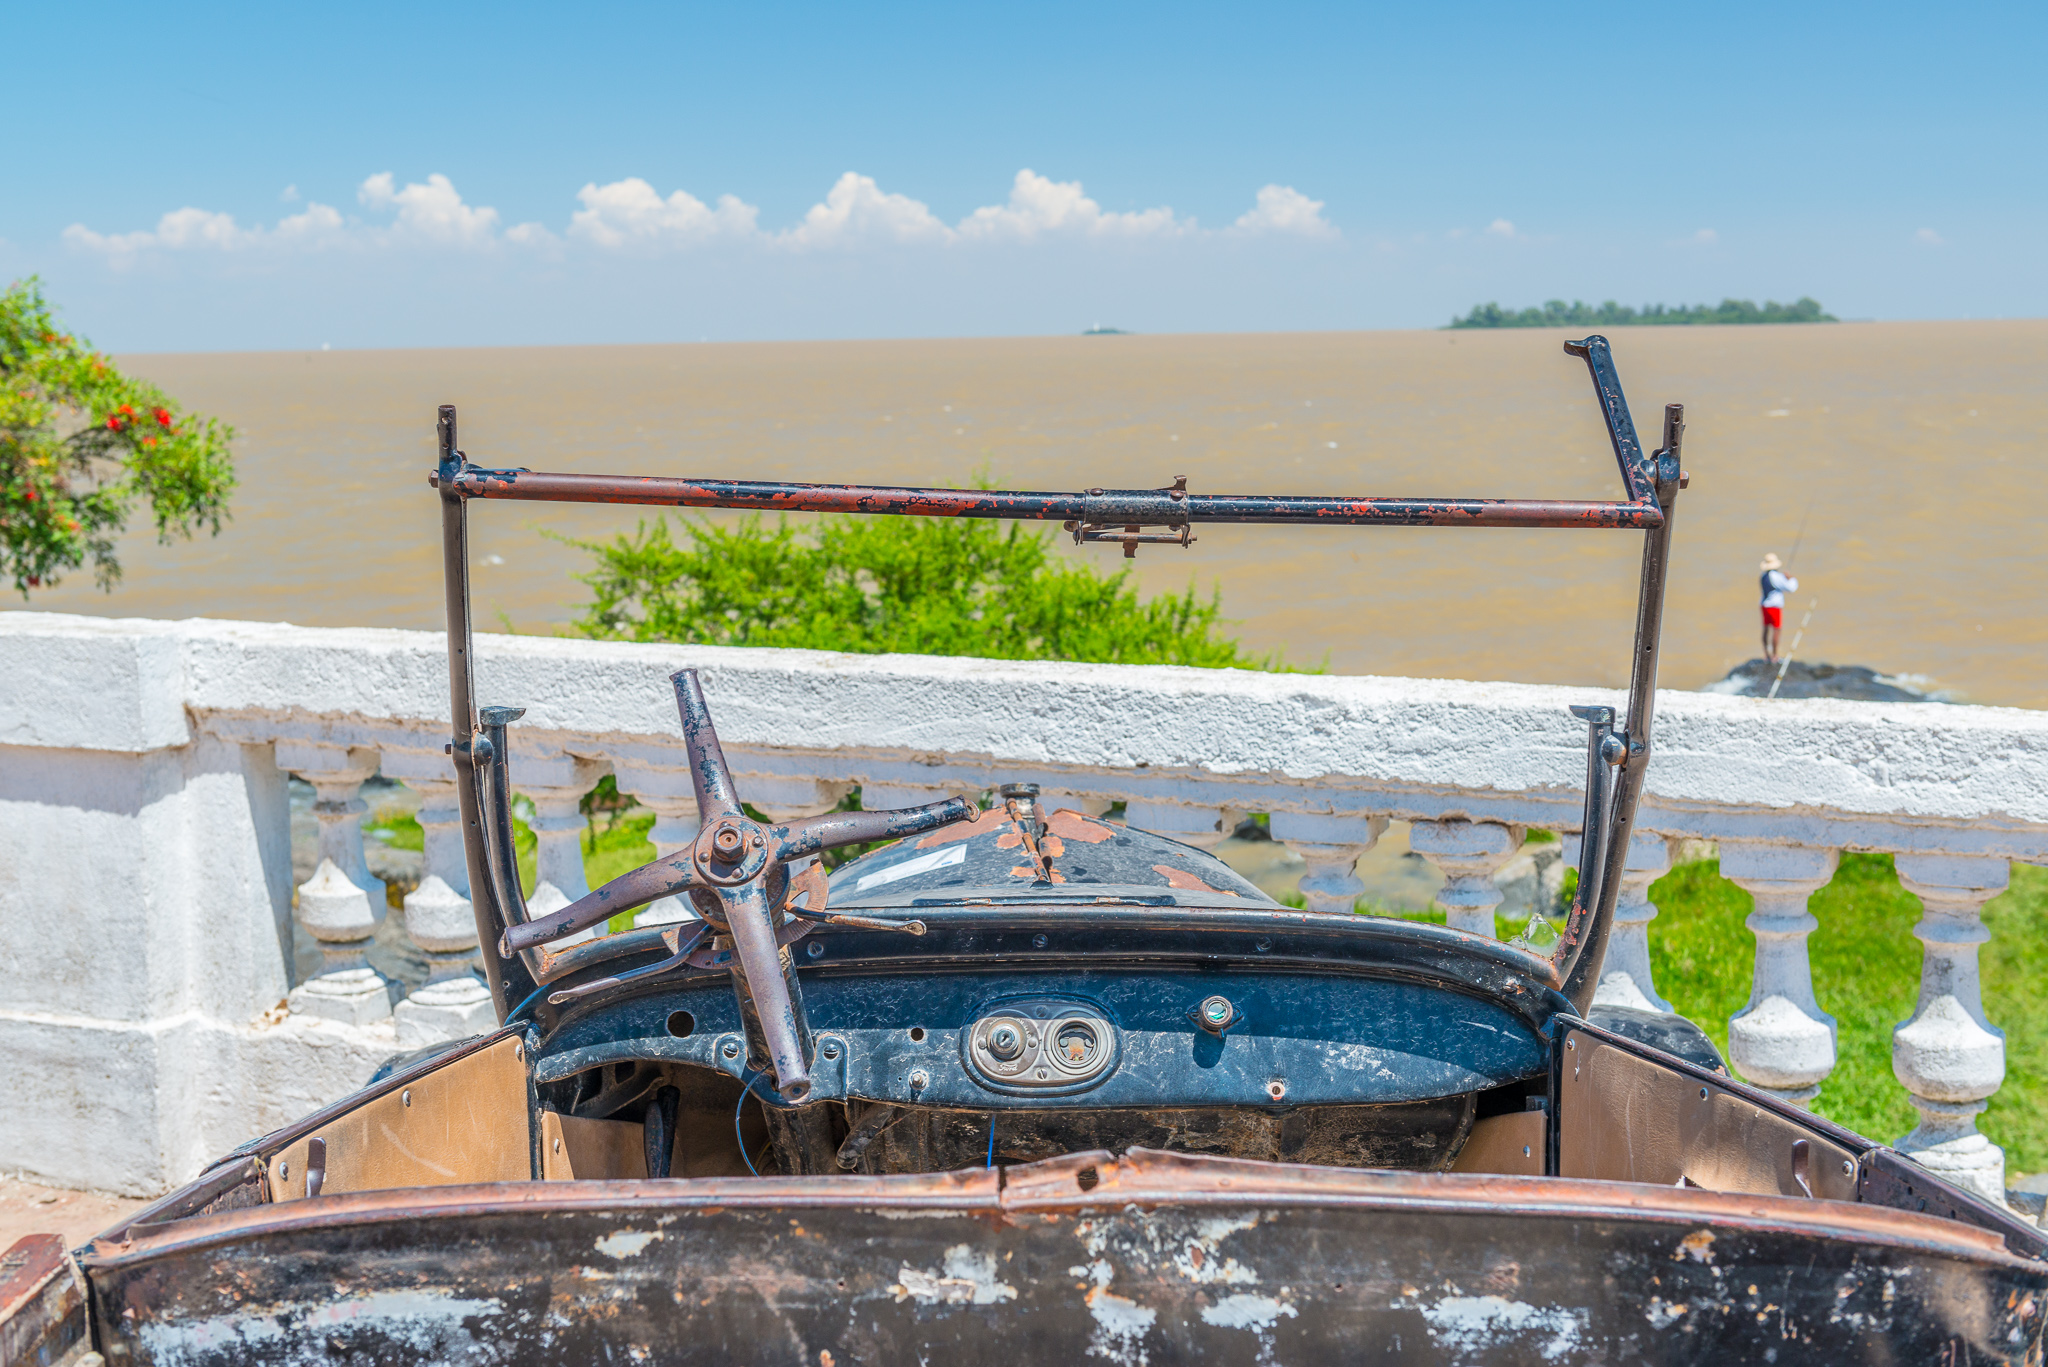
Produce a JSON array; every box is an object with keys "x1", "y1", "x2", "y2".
[{"x1": 436, "y1": 407, "x2": 540, "y2": 1018}]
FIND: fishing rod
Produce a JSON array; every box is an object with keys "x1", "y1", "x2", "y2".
[
  {"x1": 1783, "y1": 497, "x2": 1815, "y2": 572},
  {"x1": 1767, "y1": 597, "x2": 1819, "y2": 700}
]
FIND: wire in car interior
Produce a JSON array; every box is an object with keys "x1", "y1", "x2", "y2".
[
  {"x1": 986, "y1": 1114, "x2": 997, "y2": 1169},
  {"x1": 736, "y1": 1071, "x2": 766, "y2": 1177},
  {"x1": 503, "y1": 986, "x2": 547, "y2": 1027}
]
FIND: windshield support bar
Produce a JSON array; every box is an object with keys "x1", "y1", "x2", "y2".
[
  {"x1": 434, "y1": 473, "x2": 1663, "y2": 531},
  {"x1": 1560, "y1": 399, "x2": 1685, "y2": 1011}
]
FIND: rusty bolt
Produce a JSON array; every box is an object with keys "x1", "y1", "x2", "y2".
[
  {"x1": 713, "y1": 825, "x2": 744, "y2": 858},
  {"x1": 750, "y1": 832, "x2": 764, "y2": 850}
]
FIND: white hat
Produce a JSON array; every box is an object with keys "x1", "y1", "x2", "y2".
[{"x1": 1760, "y1": 553, "x2": 1782, "y2": 570}]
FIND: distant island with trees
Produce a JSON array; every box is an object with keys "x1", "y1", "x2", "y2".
[{"x1": 1449, "y1": 297, "x2": 1836, "y2": 329}]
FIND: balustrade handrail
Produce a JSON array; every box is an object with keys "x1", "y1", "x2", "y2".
[{"x1": 9, "y1": 611, "x2": 2048, "y2": 850}]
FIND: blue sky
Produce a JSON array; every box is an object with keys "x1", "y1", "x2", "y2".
[{"x1": 7, "y1": 1, "x2": 2043, "y2": 350}]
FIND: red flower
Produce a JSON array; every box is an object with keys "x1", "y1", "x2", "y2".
[
  {"x1": 119, "y1": 404, "x2": 135, "y2": 416},
  {"x1": 22, "y1": 490, "x2": 36, "y2": 502},
  {"x1": 153, "y1": 407, "x2": 173, "y2": 426},
  {"x1": 106, "y1": 414, "x2": 123, "y2": 430},
  {"x1": 142, "y1": 436, "x2": 158, "y2": 448}
]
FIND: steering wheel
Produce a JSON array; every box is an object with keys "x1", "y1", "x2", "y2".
[{"x1": 501, "y1": 668, "x2": 976, "y2": 1100}]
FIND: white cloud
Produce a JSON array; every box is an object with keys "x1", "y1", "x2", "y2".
[
  {"x1": 1485, "y1": 218, "x2": 1517, "y2": 238},
  {"x1": 957, "y1": 170, "x2": 1187, "y2": 241},
  {"x1": 568, "y1": 177, "x2": 761, "y2": 248},
  {"x1": 64, "y1": 202, "x2": 346, "y2": 258},
  {"x1": 1916, "y1": 227, "x2": 1945, "y2": 246},
  {"x1": 357, "y1": 172, "x2": 500, "y2": 245},
  {"x1": 64, "y1": 167, "x2": 1335, "y2": 265},
  {"x1": 1232, "y1": 185, "x2": 1336, "y2": 238},
  {"x1": 782, "y1": 172, "x2": 951, "y2": 248},
  {"x1": 281, "y1": 184, "x2": 299, "y2": 203},
  {"x1": 1694, "y1": 228, "x2": 1718, "y2": 244}
]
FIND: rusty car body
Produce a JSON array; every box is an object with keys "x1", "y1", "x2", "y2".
[{"x1": 10, "y1": 338, "x2": 2044, "y2": 1365}]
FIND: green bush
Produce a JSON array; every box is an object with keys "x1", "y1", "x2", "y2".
[
  {"x1": 561, "y1": 510, "x2": 1285, "y2": 668},
  {"x1": 1, "y1": 278, "x2": 235, "y2": 593}
]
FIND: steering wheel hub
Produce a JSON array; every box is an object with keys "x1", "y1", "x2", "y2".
[{"x1": 693, "y1": 818, "x2": 769, "y2": 886}]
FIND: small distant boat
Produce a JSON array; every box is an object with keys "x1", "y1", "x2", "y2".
[{"x1": 1082, "y1": 322, "x2": 1129, "y2": 335}]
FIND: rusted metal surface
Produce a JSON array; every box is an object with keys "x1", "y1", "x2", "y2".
[
  {"x1": 80, "y1": 1150, "x2": 2046, "y2": 1365},
  {"x1": 1, "y1": 1233, "x2": 88, "y2": 1367}
]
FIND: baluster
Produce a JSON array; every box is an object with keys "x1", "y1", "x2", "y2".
[
  {"x1": 741, "y1": 776, "x2": 854, "y2": 825},
  {"x1": 1722, "y1": 842, "x2": 1839, "y2": 1105},
  {"x1": 1893, "y1": 854, "x2": 2012, "y2": 1205},
  {"x1": 861, "y1": 782, "x2": 954, "y2": 810},
  {"x1": 277, "y1": 742, "x2": 395, "y2": 1024},
  {"x1": 614, "y1": 760, "x2": 703, "y2": 929},
  {"x1": 277, "y1": 742, "x2": 386, "y2": 907},
  {"x1": 1270, "y1": 813, "x2": 1389, "y2": 915},
  {"x1": 1411, "y1": 819, "x2": 1526, "y2": 937},
  {"x1": 1040, "y1": 790, "x2": 1114, "y2": 818},
  {"x1": 1125, "y1": 802, "x2": 1239, "y2": 851},
  {"x1": 517, "y1": 754, "x2": 611, "y2": 945},
  {"x1": 391, "y1": 777, "x2": 495, "y2": 1045},
  {"x1": 1562, "y1": 832, "x2": 1674, "y2": 1013}
]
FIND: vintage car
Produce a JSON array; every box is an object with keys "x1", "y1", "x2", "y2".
[{"x1": 7, "y1": 338, "x2": 2044, "y2": 1365}]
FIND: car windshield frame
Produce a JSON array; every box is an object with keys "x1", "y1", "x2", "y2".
[{"x1": 428, "y1": 335, "x2": 1685, "y2": 1052}]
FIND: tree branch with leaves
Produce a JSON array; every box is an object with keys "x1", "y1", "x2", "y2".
[{"x1": 0, "y1": 277, "x2": 236, "y2": 594}]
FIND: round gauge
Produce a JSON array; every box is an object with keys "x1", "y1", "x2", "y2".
[{"x1": 1051, "y1": 1020, "x2": 1102, "y2": 1072}]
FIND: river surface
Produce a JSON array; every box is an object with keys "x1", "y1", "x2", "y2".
[{"x1": 16, "y1": 321, "x2": 2046, "y2": 708}]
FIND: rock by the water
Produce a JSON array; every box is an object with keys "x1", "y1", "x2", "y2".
[{"x1": 1702, "y1": 659, "x2": 1935, "y2": 702}]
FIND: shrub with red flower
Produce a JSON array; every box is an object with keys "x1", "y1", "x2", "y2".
[{"x1": 1, "y1": 276, "x2": 236, "y2": 594}]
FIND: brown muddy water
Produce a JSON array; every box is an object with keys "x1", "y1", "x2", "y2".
[{"x1": 14, "y1": 321, "x2": 2046, "y2": 708}]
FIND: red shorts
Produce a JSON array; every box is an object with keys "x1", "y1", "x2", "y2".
[{"x1": 1761, "y1": 606, "x2": 1782, "y2": 628}]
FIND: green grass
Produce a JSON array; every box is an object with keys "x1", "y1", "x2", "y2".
[{"x1": 1649, "y1": 854, "x2": 2048, "y2": 1171}]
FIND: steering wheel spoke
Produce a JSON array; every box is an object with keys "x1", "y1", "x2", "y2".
[
  {"x1": 717, "y1": 879, "x2": 812, "y2": 1100},
  {"x1": 501, "y1": 850, "x2": 700, "y2": 955},
  {"x1": 774, "y1": 799, "x2": 978, "y2": 864}
]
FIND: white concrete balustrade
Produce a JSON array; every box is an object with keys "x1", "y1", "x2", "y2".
[{"x1": 4, "y1": 611, "x2": 2048, "y2": 1202}]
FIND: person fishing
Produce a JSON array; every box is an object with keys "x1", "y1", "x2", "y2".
[{"x1": 1759, "y1": 552, "x2": 1799, "y2": 663}]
